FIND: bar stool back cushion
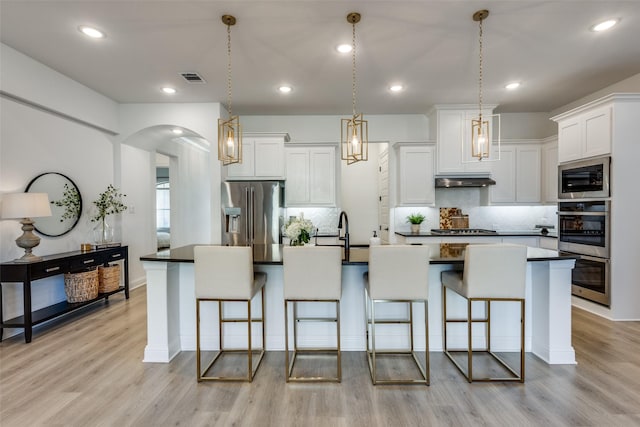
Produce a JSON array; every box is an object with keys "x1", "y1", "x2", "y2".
[
  {"x1": 283, "y1": 246, "x2": 342, "y2": 300},
  {"x1": 367, "y1": 245, "x2": 430, "y2": 300},
  {"x1": 194, "y1": 246, "x2": 261, "y2": 300},
  {"x1": 462, "y1": 244, "x2": 527, "y2": 299}
]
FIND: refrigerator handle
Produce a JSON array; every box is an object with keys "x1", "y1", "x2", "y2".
[
  {"x1": 245, "y1": 187, "x2": 251, "y2": 245},
  {"x1": 250, "y1": 187, "x2": 256, "y2": 245}
]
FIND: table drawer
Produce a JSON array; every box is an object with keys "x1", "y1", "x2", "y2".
[
  {"x1": 104, "y1": 250, "x2": 126, "y2": 262},
  {"x1": 70, "y1": 256, "x2": 102, "y2": 270},
  {"x1": 30, "y1": 260, "x2": 71, "y2": 280}
]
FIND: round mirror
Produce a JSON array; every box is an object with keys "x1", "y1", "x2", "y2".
[{"x1": 26, "y1": 172, "x2": 82, "y2": 237}]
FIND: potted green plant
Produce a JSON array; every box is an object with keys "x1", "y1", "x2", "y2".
[
  {"x1": 407, "y1": 213, "x2": 426, "y2": 234},
  {"x1": 91, "y1": 185, "x2": 127, "y2": 244}
]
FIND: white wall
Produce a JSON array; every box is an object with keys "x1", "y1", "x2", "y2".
[
  {"x1": 120, "y1": 144, "x2": 156, "y2": 284},
  {"x1": 242, "y1": 114, "x2": 429, "y2": 143},
  {"x1": 500, "y1": 112, "x2": 557, "y2": 140},
  {"x1": 0, "y1": 43, "x2": 118, "y2": 133}
]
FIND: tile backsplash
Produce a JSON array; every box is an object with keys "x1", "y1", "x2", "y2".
[
  {"x1": 394, "y1": 204, "x2": 557, "y2": 233},
  {"x1": 284, "y1": 207, "x2": 339, "y2": 235}
]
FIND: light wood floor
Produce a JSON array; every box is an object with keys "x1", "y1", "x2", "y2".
[{"x1": 1, "y1": 286, "x2": 639, "y2": 427}]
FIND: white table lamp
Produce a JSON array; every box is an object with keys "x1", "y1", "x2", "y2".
[{"x1": 1, "y1": 192, "x2": 52, "y2": 262}]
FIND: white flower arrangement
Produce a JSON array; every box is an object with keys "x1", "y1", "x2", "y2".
[{"x1": 284, "y1": 214, "x2": 315, "y2": 246}]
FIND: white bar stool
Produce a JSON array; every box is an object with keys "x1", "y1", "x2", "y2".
[
  {"x1": 363, "y1": 245, "x2": 431, "y2": 385},
  {"x1": 283, "y1": 246, "x2": 342, "y2": 382},
  {"x1": 441, "y1": 243, "x2": 527, "y2": 383},
  {"x1": 194, "y1": 246, "x2": 266, "y2": 382}
]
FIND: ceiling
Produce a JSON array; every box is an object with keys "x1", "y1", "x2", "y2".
[{"x1": 2, "y1": 1, "x2": 640, "y2": 115}]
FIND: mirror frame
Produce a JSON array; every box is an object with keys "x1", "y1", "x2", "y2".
[{"x1": 25, "y1": 172, "x2": 83, "y2": 237}]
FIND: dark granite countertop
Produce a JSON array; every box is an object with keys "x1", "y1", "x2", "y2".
[
  {"x1": 141, "y1": 243, "x2": 573, "y2": 266},
  {"x1": 396, "y1": 231, "x2": 558, "y2": 238}
]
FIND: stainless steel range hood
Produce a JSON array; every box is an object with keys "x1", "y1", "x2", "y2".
[{"x1": 435, "y1": 176, "x2": 496, "y2": 188}]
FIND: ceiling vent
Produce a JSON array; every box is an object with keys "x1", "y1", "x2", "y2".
[{"x1": 179, "y1": 72, "x2": 206, "y2": 84}]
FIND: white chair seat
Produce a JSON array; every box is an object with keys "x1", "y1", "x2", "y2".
[
  {"x1": 442, "y1": 243, "x2": 527, "y2": 383},
  {"x1": 194, "y1": 245, "x2": 266, "y2": 382},
  {"x1": 283, "y1": 245, "x2": 343, "y2": 382},
  {"x1": 364, "y1": 245, "x2": 431, "y2": 385},
  {"x1": 283, "y1": 246, "x2": 342, "y2": 301}
]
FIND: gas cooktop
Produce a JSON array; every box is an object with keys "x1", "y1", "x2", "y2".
[{"x1": 430, "y1": 228, "x2": 498, "y2": 235}]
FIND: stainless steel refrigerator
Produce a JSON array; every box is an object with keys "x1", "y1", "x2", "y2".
[{"x1": 221, "y1": 181, "x2": 284, "y2": 255}]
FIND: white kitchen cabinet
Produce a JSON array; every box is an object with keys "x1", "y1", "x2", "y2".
[
  {"x1": 542, "y1": 139, "x2": 558, "y2": 203},
  {"x1": 489, "y1": 146, "x2": 516, "y2": 203},
  {"x1": 429, "y1": 106, "x2": 497, "y2": 175},
  {"x1": 555, "y1": 105, "x2": 611, "y2": 163},
  {"x1": 516, "y1": 145, "x2": 541, "y2": 202},
  {"x1": 490, "y1": 144, "x2": 541, "y2": 204},
  {"x1": 225, "y1": 133, "x2": 288, "y2": 180},
  {"x1": 396, "y1": 144, "x2": 435, "y2": 206},
  {"x1": 285, "y1": 145, "x2": 336, "y2": 206}
]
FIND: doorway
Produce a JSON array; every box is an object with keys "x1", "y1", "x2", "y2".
[{"x1": 156, "y1": 153, "x2": 171, "y2": 250}]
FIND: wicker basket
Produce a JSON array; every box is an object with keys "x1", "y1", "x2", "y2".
[
  {"x1": 64, "y1": 268, "x2": 99, "y2": 303},
  {"x1": 98, "y1": 264, "x2": 121, "y2": 293}
]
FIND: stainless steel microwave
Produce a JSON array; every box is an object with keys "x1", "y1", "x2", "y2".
[{"x1": 558, "y1": 156, "x2": 610, "y2": 199}]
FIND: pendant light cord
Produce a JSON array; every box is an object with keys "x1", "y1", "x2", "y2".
[
  {"x1": 352, "y1": 20, "x2": 357, "y2": 118},
  {"x1": 478, "y1": 16, "x2": 483, "y2": 119},
  {"x1": 226, "y1": 23, "x2": 233, "y2": 117}
]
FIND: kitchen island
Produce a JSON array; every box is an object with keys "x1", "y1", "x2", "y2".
[{"x1": 140, "y1": 244, "x2": 576, "y2": 365}]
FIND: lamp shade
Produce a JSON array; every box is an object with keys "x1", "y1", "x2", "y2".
[{"x1": 1, "y1": 192, "x2": 52, "y2": 219}]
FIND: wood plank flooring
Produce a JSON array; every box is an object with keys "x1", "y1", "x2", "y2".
[{"x1": 1, "y1": 287, "x2": 639, "y2": 426}]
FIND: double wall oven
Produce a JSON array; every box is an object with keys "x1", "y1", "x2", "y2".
[{"x1": 558, "y1": 156, "x2": 611, "y2": 306}]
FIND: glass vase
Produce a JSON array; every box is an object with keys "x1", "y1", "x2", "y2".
[{"x1": 93, "y1": 217, "x2": 113, "y2": 245}]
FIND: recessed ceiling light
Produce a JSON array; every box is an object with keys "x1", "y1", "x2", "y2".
[
  {"x1": 172, "y1": 128, "x2": 183, "y2": 135},
  {"x1": 389, "y1": 85, "x2": 404, "y2": 92},
  {"x1": 78, "y1": 25, "x2": 106, "y2": 39},
  {"x1": 336, "y1": 44, "x2": 352, "y2": 53},
  {"x1": 590, "y1": 19, "x2": 619, "y2": 32},
  {"x1": 161, "y1": 87, "x2": 176, "y2": 94},
  {"x1": 279, "y1": 85, "x2": 292, "y2": 93},
  {"x1": 505, "y1": 82, "x2": 521, "y2": 90}
]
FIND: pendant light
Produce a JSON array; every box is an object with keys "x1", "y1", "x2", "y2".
[
  {"x1": 218, "y1": 14, "x2": 242, "y2": 166},
  {"x1": 469, "y1": 9, "x2": 500, "y2": 161},
  {"x1": 341, "y1": 12, "x2": 368, "y2": 165}
]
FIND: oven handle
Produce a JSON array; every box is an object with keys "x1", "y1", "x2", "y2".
[{"x1": 558, "y1": 211, "x2": 607, "y2": 217}]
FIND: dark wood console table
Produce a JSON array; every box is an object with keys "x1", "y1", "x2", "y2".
[{"x1": 0, "y1": 246, "x2": 129, "y2": 343}]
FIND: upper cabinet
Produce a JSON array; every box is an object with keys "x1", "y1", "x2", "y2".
[
  {"x1": 428, "y1": 105, "x2": 498, "y2": 175},
  {"x1": 542, "y1": 138, "x2": 558, "y2": 204},
  {"x1": 396, "y1": 143, "x2": 435, "y2": 206},
  {"x1": 553, "y1": 104, "x2": 611, "y2": 163},
  {"x1": 224, "y1": 133, "x2": 289, "y2": 180},
  {"x1": 490, "y1": 143, "x2": 541, "y2": 204},
  {"x1": 285, "y1": 145, "x2": 337, "y2": 206}
]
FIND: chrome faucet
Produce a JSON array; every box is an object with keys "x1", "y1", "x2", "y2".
[{"x1": 338, "y1": 211, "x2": 350, "y2": 261}]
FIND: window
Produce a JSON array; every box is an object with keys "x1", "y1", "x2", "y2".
[{"x1": 156, "y1": 181, "x2": 170, "y2": 229}]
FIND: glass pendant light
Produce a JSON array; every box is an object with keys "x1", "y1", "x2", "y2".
[
  {"x1": 218, "y1": 15, "x2": 242, "y2": 166},
  {"x1": 468, "y1": 10, "x2": 500, "y2": 162},
  {"x1": 341, "y1": 12, "x2": 368, "y2": 165}
]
